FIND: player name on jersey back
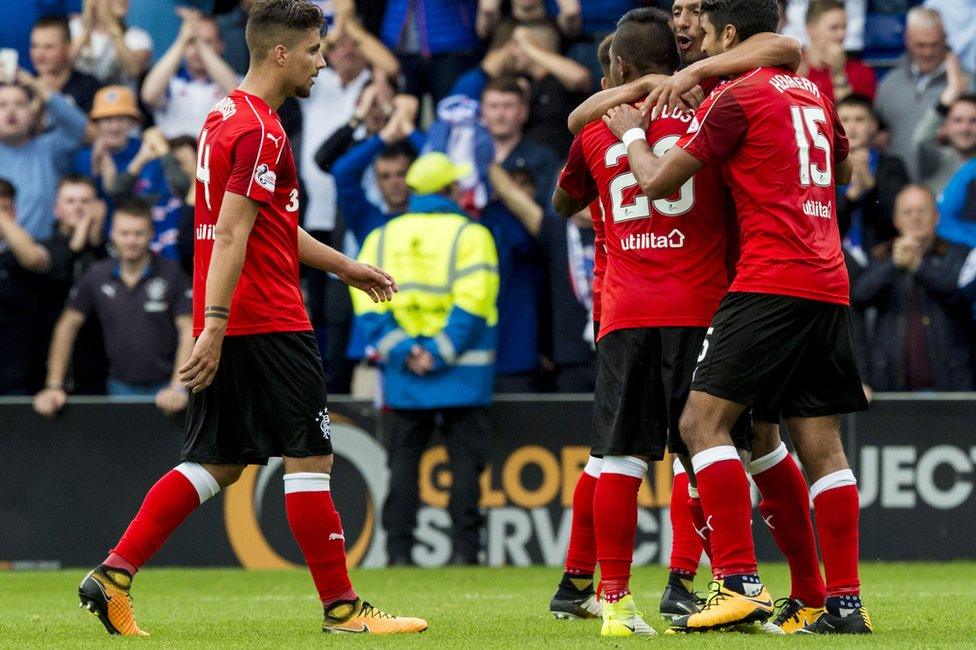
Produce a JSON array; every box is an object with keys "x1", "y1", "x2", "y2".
[
  {"x1": 191, "y1": 89, "x2": 312, "y2": 337},
  {"x1": 679, "y1": 67, "x2": 851, "y2": 306},
  {"x1": 558, "y1": 107, "x2": 733, "y2": 338}
]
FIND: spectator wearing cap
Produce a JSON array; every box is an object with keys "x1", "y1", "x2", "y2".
[
  {"x1": 352, "y1": 151, "x2": 498, "y2": 566},
  {"x1": 852, "y1": 185, "x2": 976, "y2": 391},
  {"x1": 800, "y1": 0, "x2": 875, "y2": 102},
  {"x1": 0, "y1": 70, "x2": 88, "y2": 240},
  {"x1": 912, "y1": 53, "x2": 976, "y2": 195},
  {"x1": 0, "y1": 178, "x2": 51, "y2": 394},
  {"x1": 479, "y1": 76, "x2": 560, "y2": 392},
  {"x1": 30, "y1": 15, "x2": 103, "y2": 115},
  {"x1": 836, "y1": 94, "x2": 910, "y2": 255},
  {"x1": 70, "y1": 0, "x2": 153, "y2": 88},
  {"x1": 140, "y1": 8, "x2": 238, "y2": 139},
  {"x1": 72, "y1": 86, "x2": 178, "y2": 253},
  {"x1": 33, "y1": 198, "x2": 193, "y2": 416}
]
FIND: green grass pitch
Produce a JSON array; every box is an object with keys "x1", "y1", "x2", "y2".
[{"x1": 2, "y1": 562, "x2": 971, "y2": 648}]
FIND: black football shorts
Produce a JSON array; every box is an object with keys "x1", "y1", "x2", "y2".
[
  {"x1": 182, "y1": 331, "x2": 334, "y2": 465},
  {"x1": 591, "y1": 327, "x2": 751, "y2": 459},
  {"x1": 691, "y1": 292, "x2": 869, "y2": 418}
]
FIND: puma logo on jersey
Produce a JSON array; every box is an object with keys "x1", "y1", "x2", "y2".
[
  {"x1": 265, "y1": 132, "x2": 282, "y2": 147},
  {"x1": 254, "y1": 163, "x2": 277, "y2": 192},
  {"x1": 329, "y1": 532, "x2": 345, "y2": 541}
]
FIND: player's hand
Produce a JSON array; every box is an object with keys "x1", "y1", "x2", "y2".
[
  {"x1": 340, "y1": 261, "x2": 398, "y2": 303},
  {"x1": 603, "y1": 104, "x2": 646, "y2": 140},
  {"x1": 179, "y1": 327, "x2": 224, "y2": 393},
  {"x1": 33, "y1": 387, "x2": 67, "y2": 418},
  {"x1": 155, "y1": 383, "x2": 189, "y2": 416},
  {"x1": 643, "y1": 69, "x2": 704, "y2": 121}
]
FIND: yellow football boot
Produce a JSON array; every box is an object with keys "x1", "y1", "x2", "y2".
[
  {"x1": 322, "y1": 599, "x2": 428, "y2": 634},
  {"x1": 769, "y1": 598, "x2": 825, "y2": 633},
  {"x1": 78, "y1": 566, "x2": 149, "y2": 636},
  {"x1": 601, "y1": 594, "x2": 657, "y2": 637},
  {"x1": 669, "y1": 579, "x2": 774, "y2": 633}
]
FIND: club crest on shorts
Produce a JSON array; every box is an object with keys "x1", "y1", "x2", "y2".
[{"x1": 316, "y1": 408, "x2": 331, "y2": 439}]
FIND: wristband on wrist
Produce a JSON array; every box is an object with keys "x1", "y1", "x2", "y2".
[
  {"x1": 205, "y1": 305, "x2": 229, "y2": 320},
  {"x1": 621, "y1": 127, "x2": 646, "y2": 149},
  {"x1": 936, "y1": 101, "x2": 951, "y2": 116}
]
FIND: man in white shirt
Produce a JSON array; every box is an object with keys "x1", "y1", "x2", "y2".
[{"x1": 140, "y1": 8, "x2": 238, "y2": 138}]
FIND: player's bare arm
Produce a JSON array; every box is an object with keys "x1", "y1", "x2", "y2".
[
  {"x1": 647, "y1": 32, "x2": 802, "y2": 118},
  {"x1": 297, "y1": 227, "x2": 398, "y2": 303},
  {"x1": 836, "y1": 157, "x2": 854, "y2": 185},
  {"x1": 603, "y1": 104, "x2": 703, "y2": 200},
  {"x1": 179, "y1": 192, "x2": 258, "y2": 393},
  {"x1": 567, "y1": 74, "x2": 676, "y2": 135},
  {"x1": 551, "y1": 186, "x2": 586, "y2": 219}
]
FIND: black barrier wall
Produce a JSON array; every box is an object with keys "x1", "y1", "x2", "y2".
[{"x1": 2, "y1": 396, "x2": 974, "y2": 568}]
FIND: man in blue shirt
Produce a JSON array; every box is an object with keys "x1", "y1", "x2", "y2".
[
  {"x1": 938, "y1": 157, "x2": 976, "y2": 248},
  {"x1": 0, "y1": 71, "x2": 87, "y2": 240}
]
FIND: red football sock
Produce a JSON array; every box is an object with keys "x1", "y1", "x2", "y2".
[
  {"x1": 593, "y1": 456, "x2": 645, "y2": 602},
  {"x1": 687, "y1": 490, "x2": 712, "y2": 561},
  {"x1": 751, "y1": 444, "x2": 825, "y2": 606},
  {"x1": 812, "y1": 471, "x2": 860, "y2": 597},
  {"x1": 692, "y1": 447, "x2": 757, "y2": 579},
  {"x1": 564, "y1": 457, "x2": 602, "y2": 574},
  {"x1": 107, "y1": 463, "x2": 219, "y2": 572},
  {"x1": 284, "y1": 473, "x2": 357, "y2": 606},
  {"x1": 669, "y1": 467, "x2": 702, "y2": 576}
]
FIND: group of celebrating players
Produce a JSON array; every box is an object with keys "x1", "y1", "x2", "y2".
[
  {"x1": 547, "y1": 0, "x2": 872, "y2": 637},
  {"x1": 73, "y1": 0, "x2": 872, "y2": 639}
]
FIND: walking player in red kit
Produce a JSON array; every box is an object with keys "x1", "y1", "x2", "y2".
[
  {"x1": 78, "y1": 0, "x2": 427, "y2": 636},
  {"x1": 609, "y1": 0, "x2": 872, "y2": 635}
]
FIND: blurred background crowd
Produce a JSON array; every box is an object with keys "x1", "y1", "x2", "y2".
[{"x1": 2, "y1": 0, "x2": 976, "y2": 418}]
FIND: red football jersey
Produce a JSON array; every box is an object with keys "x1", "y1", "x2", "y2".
[
  {"x1": 558, "y1": 107, "x2": 731, "y2": 338},
  {"x1": 678, "y1": 67, "x2": 851, "y2": 306},
  {"x1": 192, "y1": 89, "x2": 311, "y2": 336},
  {"x1": 588, "y1": 200, "x2": 605, "y2": 324}
]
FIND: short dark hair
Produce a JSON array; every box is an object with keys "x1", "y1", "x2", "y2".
[
  {"x1": 168, "y1": 135, "x2": 197, "y2": 152},
  {"x1": 32, "y1": 15, "x2": 71, "y2": 41},
  {"x1": 836, "y1": 93, "x2": 878, "y2": 121},
  {"x1": 952, "y1": 93, "x2": 976, "y2": 111},
  {"x1": 376, "y1": 142, "x2": 415, "y2": 165},
  {"x1": 113, "y1": 196, "x2": 154, "y2": 222},
  {"x1": 700, "y1": 0, "x2": 779, "y2": 43},
  {"x1": 805, "y1": 0, "x2": 845, "y2": 26},
  {"x1": 482, "y1": 75, "x2": 528, "y2": 104},
  {"x1": 597, "y1": 33, "x2": 614, "y2": 78},
  {"x1": 246, "y1": 0, "x2": 324, "y2": 61},
  {"x1": 57, "y1": 173, "x2": 97, "y2": 193},
  {"x1": 0, "y1": 177, "x2": 15, "y2": 200},
  {"x1": 613, "y1": 8, "x2": 679, "y2": 76}
]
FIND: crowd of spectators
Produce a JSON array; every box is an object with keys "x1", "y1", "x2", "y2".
[{"x1": 3, "y1": 0, "x2": 976, "y2": 417}]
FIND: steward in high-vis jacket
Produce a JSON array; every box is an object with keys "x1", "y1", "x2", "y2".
[{"x1": 351, "y1": 152, "x2": 499, "y2": 566}]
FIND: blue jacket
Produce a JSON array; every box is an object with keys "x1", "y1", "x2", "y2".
[
  {"x1": 938, "y1": 158, "x2": 976, "y2": 248},
  {"x1": 351, "y1": 194, "x2": 499, "y2": 409},
  {"x1": 380, "y1": 0, "x2": 479, "y2": 55},
  {"x1": 331, "y1": 132, "x2": 425, "y2": 245}
]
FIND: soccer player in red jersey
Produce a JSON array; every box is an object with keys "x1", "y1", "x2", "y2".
[
  {"x1": 551, "y1": 2, "x2": 814, "y2": 631},
  {"x1": 607, "y1": 0, "x2": 872, "y2": 635},
  {"x1": 550, "y1": 8, "x2": 744, "y2": 637},
  {"x1": 78, "y1": 0, "x2": 427, "y2": 636}
]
